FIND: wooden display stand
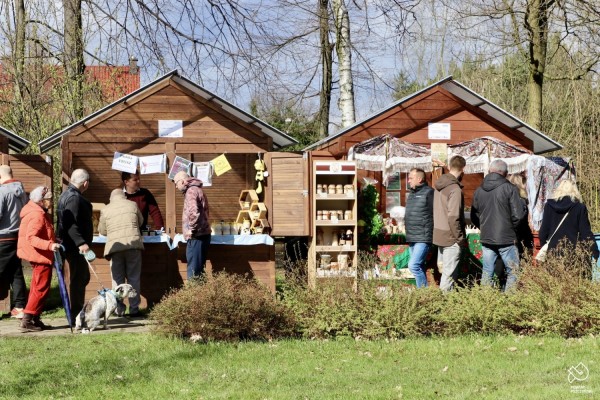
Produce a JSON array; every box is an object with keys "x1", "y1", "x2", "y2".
[
  {"x1": 309, "y1": 161, "x2": 358, "y2": 289},
  {"x1": 237, "y1": 189, "x2": 270, "y2": 235}
]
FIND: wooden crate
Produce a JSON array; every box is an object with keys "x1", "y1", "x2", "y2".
[
  {"x1": 251, "y1": 218, "x2": 270, "y2": 234},
  {"x1": 249, "y1": 202, "x2": 267, "y2": 221},
  {"x1": 239, "y1": 189, "x2": 259, "y2": 209}
]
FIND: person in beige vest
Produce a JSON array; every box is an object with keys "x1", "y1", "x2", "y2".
[{"x1": 98, "y1": 189, "x2": 144, "y2": 316}]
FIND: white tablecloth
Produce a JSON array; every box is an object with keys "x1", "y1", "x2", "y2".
[
  {"x1": 171, "y1": 233, "x2": 274, "y2": 249},
  {"x1": 93, "y1": 234, "x2": 171, "y2": 246}
]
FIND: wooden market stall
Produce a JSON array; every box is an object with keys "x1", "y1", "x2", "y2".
[
  {"x1": 302, "y1": 76, "x2": 564, "y2": 286},
  {"x1": 38, "y1": 70, "x2": 298, "y2": 307},
  {"x1": 0, "y1": 126, "x2": 54, "y2": 313}
]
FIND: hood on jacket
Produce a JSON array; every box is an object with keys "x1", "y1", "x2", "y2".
[
  {"x1": 183, "y1": 178, "x2": 203, "y2": 191},
  {"x1": 545, "y1": 197, "x2": 577, "y2": 213},
  {"x1": 0, "y1": 180, "x2": 26, "y2": 197},
  {"x1": 20, "y1": 200, "x2": 44, "y2": 219},
  {"x1": 481, "y1": 173, "x2": 509, "y2": 192},
  {"x1": 434, "y1": 174, "x2": 462, "y2": 191}
]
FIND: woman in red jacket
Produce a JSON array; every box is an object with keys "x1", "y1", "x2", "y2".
[{"x1": 17, "y1": 186, "x2": 60, "y2": 332}]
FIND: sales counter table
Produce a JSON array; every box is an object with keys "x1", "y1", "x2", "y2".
[{"x1": 81, "y1": 234, "x2": 275, "y2": 309}]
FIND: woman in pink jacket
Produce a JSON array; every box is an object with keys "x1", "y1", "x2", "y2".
[{"x1": 17, "y1": 186, "x2": 60, "y2": 332}]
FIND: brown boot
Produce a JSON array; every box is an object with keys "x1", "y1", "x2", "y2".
[
  {"x1": 20, "y1": 313, "x2": 42, "y2": 333},
  {"x1": 33, "y1": 315, "x2": 51, "y2": 330}
]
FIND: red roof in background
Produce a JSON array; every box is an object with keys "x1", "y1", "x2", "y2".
[
  {"x1": 85, "y1": 65, "x2": 140, "y2": 101},
  {"x1": 0, "y1": 63, "x2": 140, "y2": 103}
]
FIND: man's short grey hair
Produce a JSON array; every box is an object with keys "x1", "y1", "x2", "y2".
[
  {"x1": 489, "y1": 159, "x2": 508, "y2": 176},
  {"x1": 29, "y1": 186, "x2": 46, "y2": 202},
  {"x1": 71, "y1": 169, "x2": 89, "y2": 185}
]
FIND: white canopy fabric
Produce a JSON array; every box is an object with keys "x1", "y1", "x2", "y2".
[
  {"x1": 447, "y1": 136, "x2": 532, "y2": 175},
  {"x1": 348, "y1": 134, "x2": 432, "y2": 186}
]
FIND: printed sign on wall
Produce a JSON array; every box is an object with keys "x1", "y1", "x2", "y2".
[
  {"x1": 158, "y1": 120, "x2": 183, "y2": 138},
  {"x1": 112, "y1": 152, "x2": 139, "y2": 173}
]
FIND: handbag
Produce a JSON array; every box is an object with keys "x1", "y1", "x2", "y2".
[{"x1": 535, "y1": 212, "x2": 569, "y2": 262}]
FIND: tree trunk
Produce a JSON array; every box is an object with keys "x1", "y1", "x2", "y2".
[
  {"x1": 14, "y1": 0, "x2": 26, "y2": 127},
  {"x1": 63, "y1": 0, "x2": 85, "y2": 122},
  {"x1": 525, "y1": 0, "x2": 552, "y2": 130},
  {"x1": 332, "y1": 0, "x2": 355, "y2": 128},
  {"x1": 318, "y1": 0, "x2": 333, "y2": 139}
]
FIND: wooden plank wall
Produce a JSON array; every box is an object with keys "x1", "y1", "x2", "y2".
[{"x1": 8, "y1": 154, "x2": 53, "y2": 195}]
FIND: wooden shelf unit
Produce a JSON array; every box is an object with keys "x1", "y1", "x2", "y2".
[{"x1": 309, "y1": 160, "x2": 358, "y2": 289}]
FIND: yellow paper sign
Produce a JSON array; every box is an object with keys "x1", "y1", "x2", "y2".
[{"x1": 211, "y1": 154, "x2": 232, "y2": 176}]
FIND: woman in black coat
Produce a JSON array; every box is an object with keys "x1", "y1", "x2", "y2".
[{"x1": 539, "y1": 180, "x2": 599, "y2": 263}]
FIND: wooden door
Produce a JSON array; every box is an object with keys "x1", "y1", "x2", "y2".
[{"x1": 263, "y1": 152, "x2": 309, "y2": 236}]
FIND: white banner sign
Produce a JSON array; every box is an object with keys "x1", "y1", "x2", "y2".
[
  {"x1": 139, "y1": 154, "x2": 166, "y2": 174},
  {"x1": 428, "y1": 122, "x2": 451, "y2": 140},
  {"x1": 112, "y1": 152, "x2": 139, "y2": 173},
  {"x1": 158, "y1": 120, "x2": 183, "y2": 138},
  {"x1": 192, "y1": 162, "x2": 213, "y2": 187}
]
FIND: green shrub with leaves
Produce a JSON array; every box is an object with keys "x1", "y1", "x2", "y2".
[
  {"x1": 150, "y1": 273, "x2": 298, "y2": 342},
  {"x1": 151, "y1": 246, "x2": 600, "y2": 342},
  {"x1": 514, "y1": 245, "x2": 600, "y2": 337}
]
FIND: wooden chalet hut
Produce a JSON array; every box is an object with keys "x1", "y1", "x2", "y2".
[
  {"x1": 304, "y1": 76, "x2": 563, "y2": 211},
  {"x1": 39, "y1": 70, "x2": 298, "y2": 307},
  {"x1": 0, "y1": 126, "x2": 54, "y2": 313}
]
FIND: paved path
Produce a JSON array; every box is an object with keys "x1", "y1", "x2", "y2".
[{"x1": 0, "y1": 315, "x2": 154, "y2": 337}]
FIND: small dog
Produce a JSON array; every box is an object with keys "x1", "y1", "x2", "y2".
[{"x1": 75, "y1": 284, "x2": 137, "y2": 333}]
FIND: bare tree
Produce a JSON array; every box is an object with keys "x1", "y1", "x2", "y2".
[
  {"x1": 333, "y1": 0, "x2": 355, "y2": 128},
  {"x1": 63, "y1": 0, "x2": 85, "y2": 121},
  {"x1": 440, "y1": 0, "x2": 600, "y2": 130}
]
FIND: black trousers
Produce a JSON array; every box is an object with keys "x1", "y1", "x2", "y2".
[
  {"x1": 0, "y1": 239, "x2": 27, "y2": 308},
  {"x1": 65, "y1": 251, "x2": 90, "y2": 317}
]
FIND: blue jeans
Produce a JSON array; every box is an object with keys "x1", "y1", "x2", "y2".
[
  {"x1": 186, "y1": 235, "x2": 211, "y2": 280},
  {"x1": 481, "y1": 244, "x2": 520, "y2": 291},
  {"x1": 408, "y1": 243, "x2": 431, "y2": 288}
]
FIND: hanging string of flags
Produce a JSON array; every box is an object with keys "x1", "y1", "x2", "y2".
[{"x1": 111, "y1": 151, "x2": 232, "y2": 187}]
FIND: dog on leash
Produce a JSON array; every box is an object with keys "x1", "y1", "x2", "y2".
[{"x1": 75, "y1": 284, "x2": 137, "y2": 333}]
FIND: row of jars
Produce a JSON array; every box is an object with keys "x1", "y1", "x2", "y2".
[
  {"x1": 319, "y1": 253, "x2": 351, "y2": 270},
  {"x1": 317, "y1": 210, "x2": 352, "y2": 221},
  {"x1": 316, "y1": 184, "x2": 354, "y2": 195},
  {"x1": 316, "y1": 228, "x2": 354, "y2": 247}
]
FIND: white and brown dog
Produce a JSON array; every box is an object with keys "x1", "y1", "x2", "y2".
[{"x1": 75, "y1": 284, "x2": 137, "y2": 333}]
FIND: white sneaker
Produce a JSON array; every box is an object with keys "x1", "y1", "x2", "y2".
[{"x1": 10, "y1": 308, "x2": 24, "y2": 319}]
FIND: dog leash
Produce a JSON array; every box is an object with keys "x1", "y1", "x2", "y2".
[{"x1": 83, "y1": 254, "x2": 110, "y2": 291}]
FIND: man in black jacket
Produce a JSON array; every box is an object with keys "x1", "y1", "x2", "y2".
[
  {"x1": 57, "y1": 168, "x2": 93, "y2": 317},
  {"x1": 471, "y1": 160, "x2": 526, "y2": 291},
  {"x1": 405, "y1": 168, "x2": 434, "y2": 288}
]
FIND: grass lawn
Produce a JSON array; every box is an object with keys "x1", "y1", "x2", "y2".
[{"x1": 0, "y1": 334, "x2": 597, "y2": 399}]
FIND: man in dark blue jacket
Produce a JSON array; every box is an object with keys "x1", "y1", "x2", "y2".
[
  {"x1": 471, "y1": 160, "x2": 526, "y2": 291},
  {"x1": 57, "y1": 168, "x2": 93, "y2": 317},
  {"x1": 405, "y1": 168, "x2": 434, "y2": 288}
]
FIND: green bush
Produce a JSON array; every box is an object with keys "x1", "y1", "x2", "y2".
[
  {"x1": 151, "y1": 246, "x2": 600, "y2": 341},
  {"x1": 514, "y1": 246, "x2": 600, "y2": 337},
  {"x1": 150, "y1": 273, "x2": 298, "y2": 342}
]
